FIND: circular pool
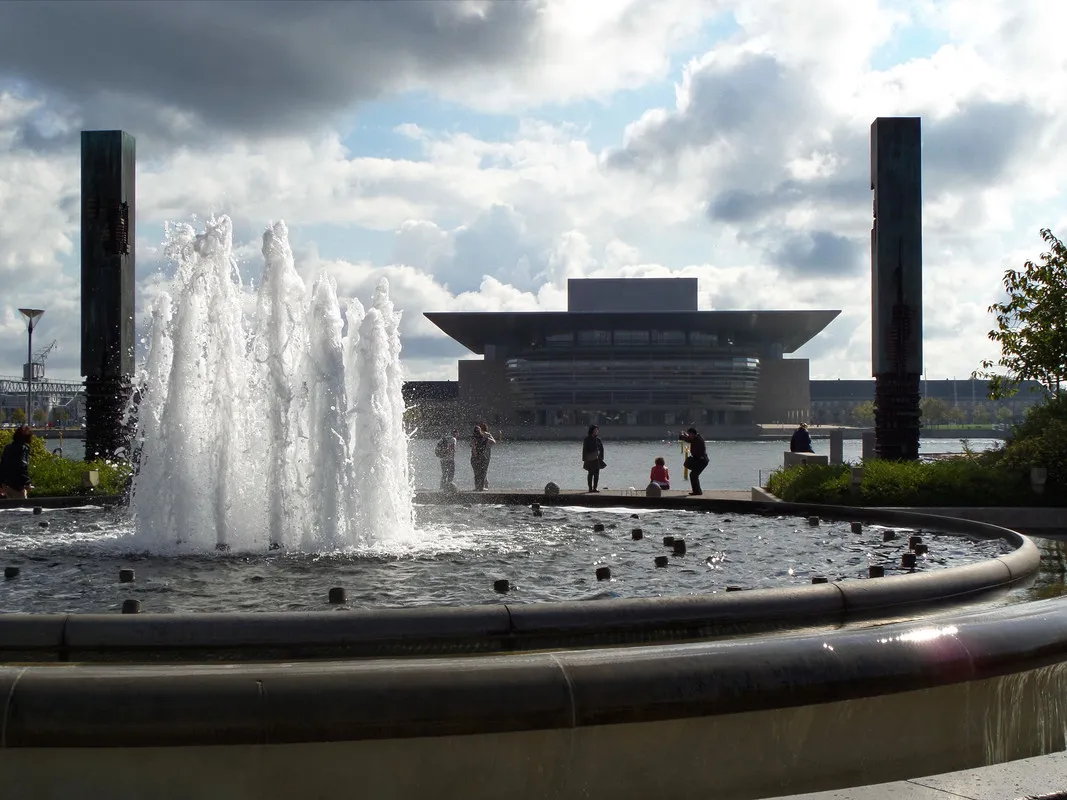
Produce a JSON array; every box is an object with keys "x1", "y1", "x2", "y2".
[{"x1": 0, "y1": 502, "x2": 1017, "y2": 614}]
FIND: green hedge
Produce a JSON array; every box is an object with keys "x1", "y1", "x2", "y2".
[
  {"x1": 765, "y1": 458, "x2": 1043, "y2": 506},
  {"x1": 0, "y1": 430, "x2": 131, "y2": 497},
  {"x1": 767, "y1": 395, "x2": 1065, "y2": 507}
]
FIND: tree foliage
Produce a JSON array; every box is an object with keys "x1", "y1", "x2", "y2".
[
  {"x1": 852, "y1": 401, "x2": 875, "y2": 426},
  {"x1": 920, "y1": 396, "x2": 947, "y2": 424},
  {"x1": 977, "y1": 228, "x2": 1067, "y2": 398}
]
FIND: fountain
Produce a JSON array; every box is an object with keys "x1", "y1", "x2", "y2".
[{"x1": 128, "y1": 216, "x2": 413, "y2": 553}]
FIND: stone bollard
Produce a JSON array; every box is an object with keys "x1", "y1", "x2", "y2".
[
  {"x1": 909, "y1": 535, "x2": 923, "y2": 549},
  {"x1": 850, "y1": 521, "x2": 863, "y2": 534},
  {"x1": 215, "y1": 543, "x2": 230, "y2": 552},
  {"x1": 882, "y1": 530, "x2": 896, "y2": 542},
  {"x1": 812, "y1": 576, "x2": 829, "y2": 584},
  {"x1": 868, "y1": 565, "x2": 885, "y2": 578},
  {"x1": 493, "y1": 579, "x2": 510, "y2": 593},
  {"x1": 662, "y1": 535, "x2": 675, "y2": 547},
  {"x1": 531, "y1": 504, "x2": 541, "y2": 512},
  {"x1": 807, "y1": 516, "x2": 820, "y2": 526},
  {"x1": 630, "y1": 513, "x2": 639, "y2": 519},
  {"x1": 121, "y1": 599, "x2": 141, "y2": 614},
  {"x1": 544, "y1": 482, "x2": 560, "y2": 496},
  {"x1": 119, "y1": 568, "x2": 135, "y2": 583},
  {"x1": 32, "y1": 507, "x2": 42, "y2": 515},
  {"x1": 849, "y1": 467, "x2": 864, "y2": 496},
  {"x1": 829, "y1": 429, "x2": 844, "y2": 465},
  {"x1": 654, "y1": 556, "x2": 669, "y2": 568},
  {"x1": 673, "y1": 540, "x2": 687, "y2": 555},
  {"x1": 861, "y1": 431, "x2": 876, "y2": 461},
  {"x1": 914, "y1": 544, "x2": 929, "y2": 556},
  {"x1": 645, "y1": 482, "x2": 662, "y2": 497},
  {"x1": 593, "y1": 523, "x2": 605, "y2": 533},
  {"x1": 901, "y1": 553, "x2": 917, "y2": 569},
  {"x1": 4, "y1": 566, "x2": 19, "y2": 579},
  {"x1": 328, "y1": 587, "x2": 347, "y2": 604},
  {"x1": 38, "y1": 521, "x2": 48, "y2": 529},
  {"x1": 596, "y1": 566, "x2": 611, "y2": 581},
  {"x1": 533, "y1": 508, "x2": 544, "y2": 517},
  {"x1": 631, "y1": 528, "x2": 643, "y2": 540}
]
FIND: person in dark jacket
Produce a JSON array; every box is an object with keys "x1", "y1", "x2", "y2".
[
  {"x1": 581, "y1": 424, "x2": 604, "y2": 492},
  {"x1": 790, "y1": 423, "x2": 814, "y2": 453},
  {"x1": 0, "y1": 425, "x2": 32, "y2": 499},
  {"x1": 436, "y1": 429, "x2": 458, "y2": 490},
  {"x1": 470, "y1": 424, "x2": 495, "y2": 491},
  {"x1": 678, "y1": 427, "x2": 709, "y2": 495}
]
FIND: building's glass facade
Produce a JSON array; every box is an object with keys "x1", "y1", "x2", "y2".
[{"x1": 504, "y1": 327, "x2": 760, "y2": 427}]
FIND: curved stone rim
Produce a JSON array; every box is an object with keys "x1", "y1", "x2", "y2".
[
  {"x1": 0, "y1": 596, "x2": 1063, "y2": 748},
  {"x1": 0, "y1": 498, "x2": 1039, "y2": 662}
]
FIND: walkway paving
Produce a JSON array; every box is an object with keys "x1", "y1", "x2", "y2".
[
  {"x1": 479, "y1": 488, "x2": 754, "y2": 502},
  {"x1": 769, "y1": 749, "x2": 1067, "y2": 799}
]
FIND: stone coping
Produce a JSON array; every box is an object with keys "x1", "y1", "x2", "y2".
[
  {"x1": 1, "y1": 595, "x2": 1065, "y2": 749},
  {"x1": 0, "y1": 500, "x2": 1039, "y2": 662},
  {"x1": 0, "y1": 495, "x2": 124, "y2": 510}
]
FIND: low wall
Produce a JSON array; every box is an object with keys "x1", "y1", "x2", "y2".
[{"x1": 2, "y1": 599, "x2": 1067, "y2": 799}]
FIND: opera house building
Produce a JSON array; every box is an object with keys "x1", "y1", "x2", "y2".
[{"x1": 423, "y1": 278, "x2": 839, "y2": 438}]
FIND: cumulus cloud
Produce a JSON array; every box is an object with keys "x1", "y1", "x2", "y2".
[
  {"x1": 0, "y1": 0, "x2": 722, "y2": 146},
  {"x1": 2, "y1": 0, "x2": 1067, "y2": 389}
]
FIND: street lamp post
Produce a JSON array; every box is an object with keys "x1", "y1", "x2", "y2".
[{"x1": 18, "y1": 308, "x2": 45, "y2": 427}]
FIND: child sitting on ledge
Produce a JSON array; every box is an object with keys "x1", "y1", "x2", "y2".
[{"x1": 649, "y1": 457, "x2": 670, "y2": 490}]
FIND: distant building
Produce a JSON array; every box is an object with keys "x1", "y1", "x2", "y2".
[
  {"x1": 0, "y1": 375, "x2": 84, "y2": 425},
  {"x1": 810, "y1": 378, "x2": 1047, "y2": 425},
  {"x1": 422, "y1": 278, "x2": 839, "y2": 438}
]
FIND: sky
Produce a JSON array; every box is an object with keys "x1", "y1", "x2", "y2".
[{"x1": 1, "y1": 0, "x2": 1065, "y2": 384}]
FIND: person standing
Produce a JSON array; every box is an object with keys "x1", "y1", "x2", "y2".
[
  {"x1": 581, "y1": 424, "x2": 604, "y2": 493},
  {"x1": 0, "y1": 425, "x2": 33, "y2": 499},
  {"x1": 435, "y1": 428, "x2": 459, "y2": 490},
  {"x1": 470, "y1": 423, "x2": 495, "y2": 491},
  {"x1": 678, "y1": 427, "x2": 709, "y2": 496},
  {"x1": 790, "y1": 423, "x2": 814, "y2": 453}
]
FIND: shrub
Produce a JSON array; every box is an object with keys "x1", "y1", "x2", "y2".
[
  {"x1": 766, "y1": 457, "x2": 1048, "y2": 507},
  {"x1": 0, "y1": 430, "x2": 131, "y2": 498},
  {"x1": 979, "y1": 395, "x2": 1067, "y2": 494},
  {"x1": 768, "y1": 396, "x2": 1065, "y2": 506}
]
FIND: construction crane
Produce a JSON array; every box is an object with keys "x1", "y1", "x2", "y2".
[
  {"x1": 23, "y1": 339, "x2": 57, "y2": 384},
  {"x1": 32, "y1": 340, "x2": 57, "y2": 377}
]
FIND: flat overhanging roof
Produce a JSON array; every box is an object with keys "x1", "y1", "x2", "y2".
[{"x1": 424, "y1": 310, "x2": 841, "y2": 354}]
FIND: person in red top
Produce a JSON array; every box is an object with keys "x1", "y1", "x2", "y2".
[{"x1": 649, "y1": 456, "x2": 670, "y2": 490}]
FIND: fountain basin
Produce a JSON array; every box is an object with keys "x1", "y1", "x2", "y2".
[
  {"x1": 0, "y1": 500, "x2": 1050, "y2": 800},
  {"x1": 0, "y1": 502, "x2": 1038, "y2": 660}
]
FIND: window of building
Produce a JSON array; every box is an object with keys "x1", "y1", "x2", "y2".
[
  {"x1": 689, "y1": 331, "x2": 719, "y2": 346},
  {"x1": 577, "y1": 330, "x2": 611, "y2": 346},
  {"x1": 651, "y1": 330, "x2": 685, "y2": 346},
  {"x1": 545, "y1": 332, "x2": 573, "y2": 348},
  {"x1": 613, "y1": 330, "x2": 649, "y2": 346}
]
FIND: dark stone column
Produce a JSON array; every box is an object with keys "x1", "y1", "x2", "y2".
[
  {"x1": 81, "y1": 131, "x2": 136, "y2": 460},
  {"x1": 870, "y1": 117, "x2": 923, "y2": 461}
]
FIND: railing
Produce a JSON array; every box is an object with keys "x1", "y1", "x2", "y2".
[{"x1": 0, "y1": 376, "x2": 84, "y2": 395}]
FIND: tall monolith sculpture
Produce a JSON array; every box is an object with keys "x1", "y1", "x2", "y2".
[
  {"x1": 81, "y1": 130, "x2": 136, "y2": 458},
  {"x1": 870, "y1": 117, "x2": 922, "y2": 460}
]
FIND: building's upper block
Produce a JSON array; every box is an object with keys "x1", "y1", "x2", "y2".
[{"x1": 567, "y1": 278, "x2": 698, "y2": 313}]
